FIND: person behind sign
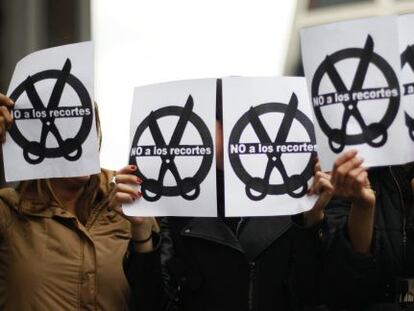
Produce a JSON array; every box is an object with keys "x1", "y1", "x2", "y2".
[
  {"x1": 300, "y1": 149, "x2": 414, "y2": 309},
  {"x1": 0, "y1": 93, "x2": 157, "y2": 310},
  {"x1": 111, "y1": 100, "x2": 333, "y2": 311}
]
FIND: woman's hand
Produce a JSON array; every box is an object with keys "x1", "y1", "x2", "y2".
[
  {"x1": 0, "y1": 93, "x2": 14, "y2": 143},
  {"x1": 109, "y1": 165, "x2": 157, "y2": 252},
  {"x1": 330, "y1": 149, "x2": 375, "y2": 208},
  {"x1": 304, "y1": 159, "x2": 334, "y2": 226},
  {"x1": 331, "y1": 149, "x2": 375, "y2": 254}
]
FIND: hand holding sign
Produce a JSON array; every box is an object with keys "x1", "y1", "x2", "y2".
[
  {"x1": 330, "y1": 149, "x2": 375, "y2": 208},
  {"x1": 0, "y1": 94, "x2": 14, "y2": 143},
  {"x1": 107, "y1": 165, "x2": 157, "y2": 253},
  {"x1": 303, "y1": 159, "x2": 333, "y2": 226}
]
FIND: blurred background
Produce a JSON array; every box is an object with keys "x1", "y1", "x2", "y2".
[{"x1": 0, "y1": 0, "x2": 413, "y2": 184}]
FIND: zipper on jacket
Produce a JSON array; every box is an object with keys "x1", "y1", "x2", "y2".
[
  {"x1": 165, "y1": 285, "x2": 181, "y2": 311},
  {"x1": 389, "y1": 167, "x2": 407, "y2": 265},
  {"x1": 248, "y1": 262, "x2": 256, "y2": 311}
]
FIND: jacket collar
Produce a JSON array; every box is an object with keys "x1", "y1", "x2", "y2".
[
  {"x1": 239, "y1": 216, "x2": 292, "y2": 261},
  {"x1": 181, "y1": 216, "x2": 292, "y2": 261},
  {"x1": 181, "y1": 217, "x2": 243, "y2": 253}
]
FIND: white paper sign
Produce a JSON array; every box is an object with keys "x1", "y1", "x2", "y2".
[
  {"x1": 222, "y1": 76, "x2": 318, "y2": 217},
  {"x1": 301, "y1": 16, "x2": 407, "y2": 171},
  {"x1": 3, "y1": 42, "x2": 99, "y2": 181},
  {"x1": 124, "y1": 79, "x2": 217, "y2": 217},
  {"x1": 398, "y1": 14, "x2": 414, "y2": 162}
]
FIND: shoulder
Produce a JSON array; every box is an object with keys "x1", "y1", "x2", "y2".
[{"x1": 0, "y1": 187, "x2": 19, "y2": 232}]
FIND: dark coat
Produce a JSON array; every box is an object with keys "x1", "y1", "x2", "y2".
[
  {"x1": 321, "y1": 165, "x2": 414, "y2": 310},
  {"x1": 124, "y1": 215, "x2": 325, "y2": 311}
]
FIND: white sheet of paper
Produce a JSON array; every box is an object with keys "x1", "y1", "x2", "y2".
[
  {"x1": 301, "y1": 16, "x2": 407, "y2": 171},
  {"x1": 398, "y1": 14, "x2": 414, "y2": 162},
  {"x1": 222, "y1": 76, "x2": 318, "y2": 217},
  {"x1": 123, "y1": 79, "x2": 217, "y2": 217},
  {"x1": 3, "y1": 42, "x2": 99, "y2": 181}
]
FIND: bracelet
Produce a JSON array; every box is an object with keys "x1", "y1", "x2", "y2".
[{"x1": 131, "y1": 233, "x2": 152, "y2": 244}]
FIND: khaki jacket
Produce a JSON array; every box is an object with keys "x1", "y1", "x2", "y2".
[{"x1": 0, "y1": 171, "x2": 131, "y2": 311}]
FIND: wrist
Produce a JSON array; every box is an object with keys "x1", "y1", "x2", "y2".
[
  {"x1": 303, "y1": 209, "x2": 324, "y2": 227},
  {"x1": 131, "y1": 232, "x2": 152, "y2": 244},
  {"x1": 351, "y1": 190, "x2": 376, "y2": 210},
  {"x1": 131, "y1": 226, "x2": 153, "y2": 241},
  {"x1": 131, "y1": 231, "x2": 154, "y2": 253}
]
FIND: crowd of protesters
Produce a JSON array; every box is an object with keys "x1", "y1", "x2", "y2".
[{"x1": 0, "y1": 65, "x2": 413, "y2": 311}]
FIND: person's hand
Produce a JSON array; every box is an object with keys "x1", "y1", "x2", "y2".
[
  {"x1": 330, "y1": 149, "x2": 375, "y2": 209},
  {"x1": 304, "y1": 158, "x2": 334, "y2": 226},
  {"x1": 109, "y1": 165, "x2": 157, "y2": 245},
  {"x1": 0, "y1": 93, "x2": 14, "y2": 143},
  {"x1": 332, "y1": 150, "x2": 376, "y2": 254}
]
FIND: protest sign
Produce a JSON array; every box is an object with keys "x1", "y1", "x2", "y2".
[
  {"x1": 301, "y1": 16, "x2": 407, "y2": 171},
  {"x1": 222, "y1": 76, "x2": 318, "y2": 216},
  {"x1": 398, "y1": 14, "x2": 414, "y2": 161},
  {"x1": 124, "y1": 79, "x2": 217, "y2": 217},
  {"x1": 3, "y1": 42, "x2": 99, "y2": 181}
]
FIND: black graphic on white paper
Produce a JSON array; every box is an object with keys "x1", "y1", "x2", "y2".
[
  {"x1": 129, "y1": 95, "x2": 214, "y2": 202},
  {"x1": 228, "y1": 93, "x2": 316, "y2": 201},
  {"x1": 311, "y1": 35, "x2": 400, "y2": 153},
  {"x1": 401, "y1": 44, "x2": 414, "y2": 141},
  {"x1": 8, "y1": 58, "x2": 93, "y2": 164}
]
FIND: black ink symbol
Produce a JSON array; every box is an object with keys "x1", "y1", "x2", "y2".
[
  {"x1": 228, "y1": 93, "x2": 316, "y2": 201},
  {"x1": 401, "y1": 44, "x2": 414, "y2": 141},
  {"x1": 129, "y1": 95, "x2": 213, "y2": 202},
  {"x1": 9, "y1": 58, "x2": 93, "y2": 164},
  {"x1": 312, "y1": 35, "x2": 400, "y2": 153}
]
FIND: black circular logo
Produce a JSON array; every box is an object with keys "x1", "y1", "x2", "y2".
[
  {"x1": 129, "y1": 95, "x2": 214, "y2": 202},
  {"x1": 9, "y1": 59, "x2": 93, "y2": 164},
  {"x1": 311, "y1": 35, "x2": 400, "y2": 153},
  {"x1": 401, "y1": 44, "x2": 414, "y2": 141},
  {"x1": 228, "y1": 93, "x2": 316, "y2": 201}
]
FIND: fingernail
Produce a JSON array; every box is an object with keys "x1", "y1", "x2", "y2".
[
  {"x1": 137, "y1": 191, "x2": 142, "y2": 198},
  {"x1": 130, "y1": 165, "x2": 137, "y2": 170},
  {"x1": 9, "y1": 99, "x2": 14, "y2": 105},
  {"x1": 136, "y1": 176, "x2": 142, "y2": 184}
]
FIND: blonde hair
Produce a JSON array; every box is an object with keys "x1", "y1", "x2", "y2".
[{"x1": 15, "y1": 101, "x2": 104, "y2": 224}]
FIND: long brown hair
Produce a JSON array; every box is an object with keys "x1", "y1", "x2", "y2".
[
  {"x1": 15, "y1": 102, "x2": 104, "y2": 224},
  {"x1": 16, "y1": 174, "x2": 102, "y2": 224}
]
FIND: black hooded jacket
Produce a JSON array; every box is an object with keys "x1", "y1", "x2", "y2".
[
  {"x1": 123, "y1": 170, "x2": 325, "y2": 311},
  {"x1": 320, "y1": 165, "x2": 414, "y2": 310}
]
